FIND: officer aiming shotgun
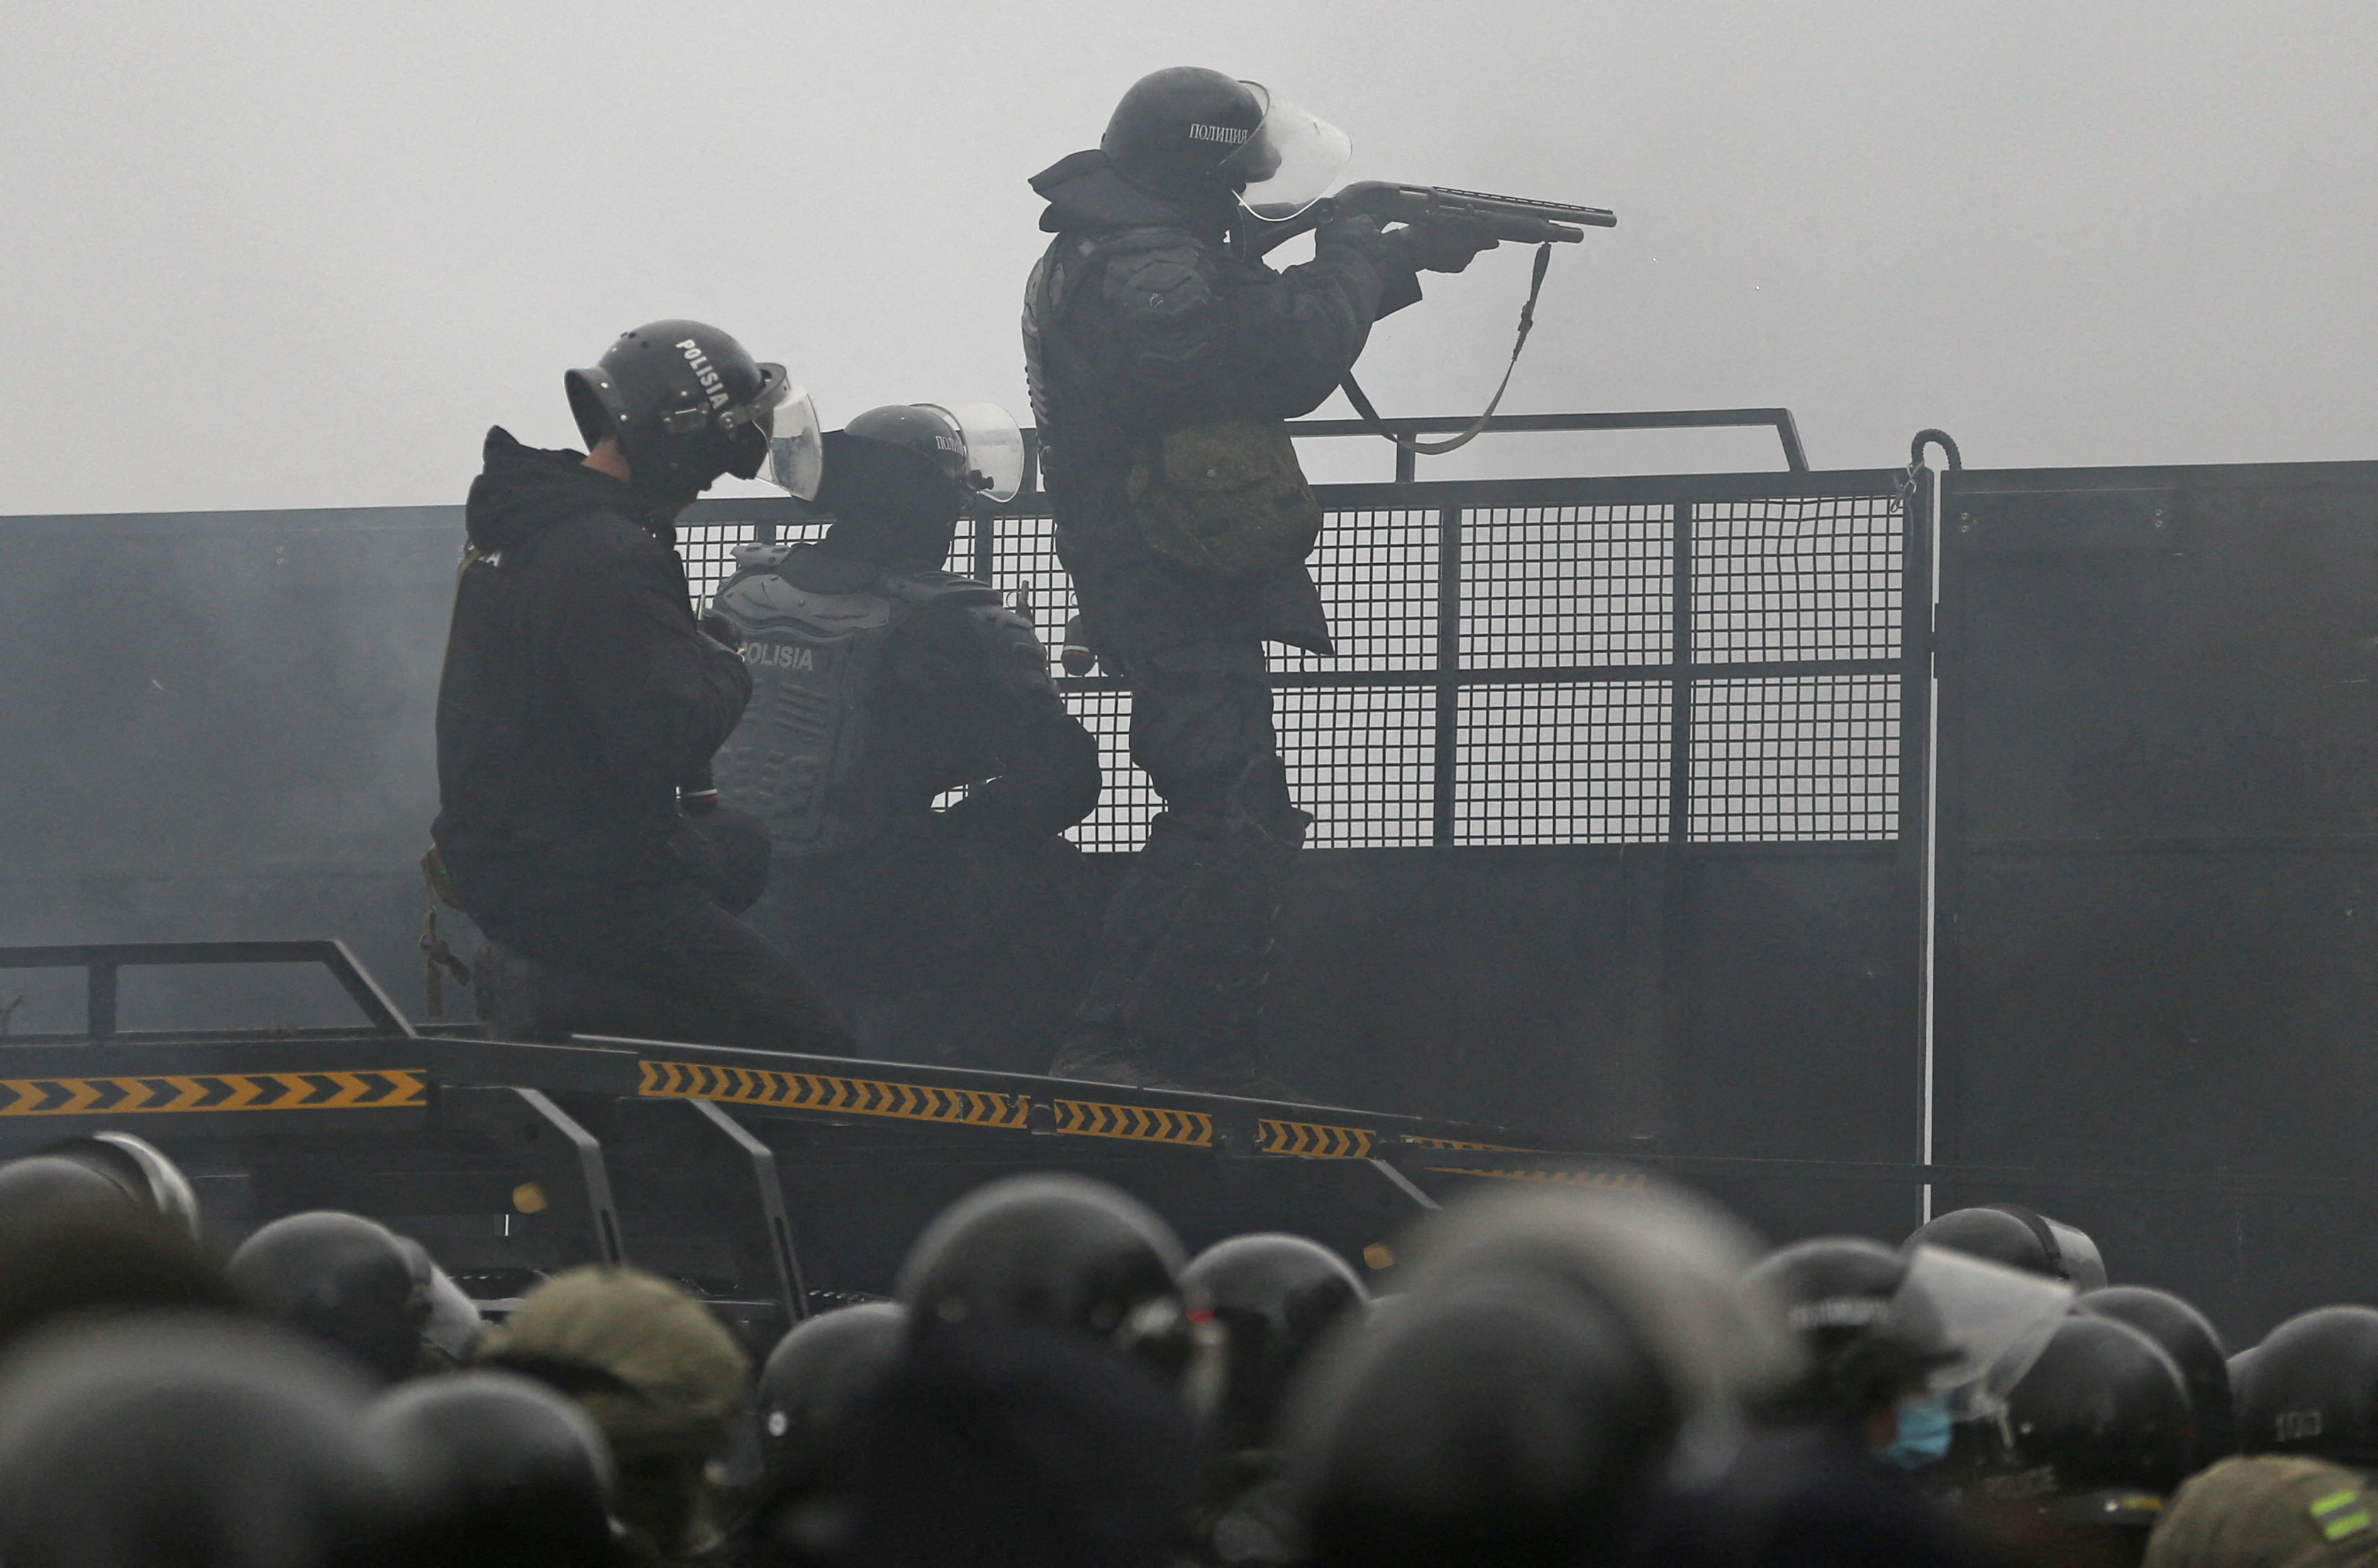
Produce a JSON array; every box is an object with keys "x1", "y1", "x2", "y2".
[{"x1": 1024, "y1": 68, "x2": 1613, "y2": 1094}]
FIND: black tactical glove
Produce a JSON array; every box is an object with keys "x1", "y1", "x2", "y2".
[
  {"x1": 1313, "y1": 213, "x2": 1393, "y2": 258},
  {"x1": 698, "y1": 610, "x2": 743, "y2": 651},
  {"x1": 1386, "y1": 218, "x2": 1501, "y2": 274}
]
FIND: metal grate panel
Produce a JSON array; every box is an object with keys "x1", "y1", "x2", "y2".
[
  {"x1": 1454, "y1": 682, "x2": 1671, "y2": 845},
  {"x1": 686, "y1": 478, "x2": 1915, "y2": 852},
  {"x1": 1273, "y1": 509, "x2": 1438, "y2": 675},
  {"x1": 678, "y1": 521, "x2": 777, "y2": 607},
  {"x1": 1466, "y1": 505, "x2": 1672, "y2": 669},
  {"x1": 981, "y1": 511, "x2": 1072, "y2": 667},
  {"x1": 1066, "y1": 688, "x2": 1157, "y2": 851},
  {"x1": 1689, "y1": 674, "x2": 1899, "y2": 841},
  {"x1": 1693, "y1": 494, "x2": 1903, "y2": 665},
  {"x1": 1282, "y1": 685, "x2": 1435, "y2": 847}
]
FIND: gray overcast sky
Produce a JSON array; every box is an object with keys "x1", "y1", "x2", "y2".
[{"x1": 3, "y1": 1, "x2": 2372, "y2": 515}]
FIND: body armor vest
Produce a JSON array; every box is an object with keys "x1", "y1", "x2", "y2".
[{"x1": 709, "y1": 544, "x2": 1006, "y2": 857}]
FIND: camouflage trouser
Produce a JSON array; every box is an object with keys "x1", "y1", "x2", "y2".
[{"x1": 1066, "y1": 639, "x2": 1309, "y2": 1086}]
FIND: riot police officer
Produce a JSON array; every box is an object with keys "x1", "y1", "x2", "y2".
[
  {"x1": 1623, "y1": 1238, "x2": 1987, "y2": 1568},
  {"x1": 1180, "y1": 1233, "x2": 1368, "y2": 1567},
  {"x1": 431, "y1": 321, "x2": 850, "y2": 1056},
  {"x1": 709, "y1": 402, "x2": 1100, "y2": 1070},
  {"x1": 1024, "y1": 68, "x2": 1496, "y2": 1092},
  {"x1": 1953, "y1": 1314, "x2": 2192, "y2": 1567}
]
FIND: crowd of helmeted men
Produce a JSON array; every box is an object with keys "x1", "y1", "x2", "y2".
[{"x1": 0, "y1": 1133, "x2": 2375, "y2": 1568}]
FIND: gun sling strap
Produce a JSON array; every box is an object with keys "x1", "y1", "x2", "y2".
[{"x1": 1339, "y1": 240, "x2": 1554, "y2": 457}]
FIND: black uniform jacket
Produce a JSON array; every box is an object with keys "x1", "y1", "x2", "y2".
[
  {"x1": 1026, "y1": 160, "x2": 1423, "y2": 658},
  {"x1": 432, "y1": 428, "x2": 751, "y2": 911}
]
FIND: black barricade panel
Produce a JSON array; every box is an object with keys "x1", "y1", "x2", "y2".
[
  {"x1": 1938, "y1": 460, "x2": 2378, "y2": 1340},
  {"x1": 0, "y1": 507, "x2": 462, "y2": 1022},
  {"x1": 0, "y1": 468, "x2": 1927, "y2": 1253}
]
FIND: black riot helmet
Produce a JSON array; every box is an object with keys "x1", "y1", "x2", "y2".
[
  {"x1": 1101, "y1": 67, "x2": 1265, "y2": 199},
  {"x1": 0, "y1": 1153, "x2": 149, "y2": 1230},
  {"x1": 757, "y1": 1301, "x2": 908, "y2": 1487},
  {"x1": 821, "y1": 402, "x2": 1028, "y2": 569},
  {"x1": 1286, "y1": 1281, "x2": 1678, "y2": 1568},
  {"x1": 365, "y1": 1369, "x2": 620, "y2": 1568},
  {"x1": 825, "y1": 405, "x2": 974, "y2": 567},
  {"x1": 846, "y1": 405, "x2": 971, "y2": 495},
  {"x1": 566, "y1": 319, "x2": 789, "y2": 504},
  {"x1": 1908, "y1": 1203, "x2": 2108, "y2": 1291},
  {"x1": 2236, "y1": 1306, "x2": 2378, "y2": 1467},
  {"x1": 2076, "y1": 1286, "x2": 2236, "y2": 1470},
  {"x1": 896, "y1": 1174, "x2": 1195, "y2": 1377},
  {"x1": 1745, "y1": 1236, "x2": 1957, "y2": 1426},
  {"x1": 228, "y1": 1209, "x2": 434, "y2": 1384},
  {"x1": 1181, "y1": 1233, "x2": 1367, "y2": 1455},
  {"x1": 33, "y1": 1131, "x2": 201, "y2": 1240},
  {"x1": 0, "y1": 1311, "x2": 393, "y2": 1568},
  {"x1": 1978, "y1": 1315, "x2": 2191, "y2": 1530}
]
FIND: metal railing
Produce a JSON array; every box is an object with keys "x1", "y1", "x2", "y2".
[{"x1": 675, "y1": 412, "x2": 1911, "y2": 853}]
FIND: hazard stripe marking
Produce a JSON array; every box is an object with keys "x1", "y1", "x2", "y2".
[
  {"x1": 633, "y1": 1058, "x2": 1587, "y2": 1165},
  {"x1": 0, "y1": 1069, "x2": 426, "y2": 1117},
  {"x1": 1257, "y1": 1119, "x2": 1374, "y2": 1158},
  {"x1": 1052, "y1": 1099, "x2": 1213, "y2": 1147},
  {"x1": 638, "y1": 1060, "x2": 1030, "y2": 1131}
]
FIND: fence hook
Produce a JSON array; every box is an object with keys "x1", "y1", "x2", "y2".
[{"x1": 1910, "y1": 428, "x2": 1963, "y2": 470}]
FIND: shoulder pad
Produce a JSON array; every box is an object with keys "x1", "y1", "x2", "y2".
[
  {"x1": 733, "y1": 540, "x2": 795, "y2": 572},
  {"x1": 879, "y1": 569, "x2": 1004, "y2": 610},
  {"x1": 1101, "y1": 233, "x2": 1213, "y2": 320}
]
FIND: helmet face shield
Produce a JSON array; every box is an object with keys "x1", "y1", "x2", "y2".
[
  {"x1": 1229, "y1": 82, "x2": 1352, "y2": 221},
  {"x1": 1902, "y1": 1244, "x2": 2075, "y2": 1417},
  {"x1": 711, "y1": 362, "x2": 791, "y2": 483},
  {"x1": 917, "y1": 401, "x2": 1027, "y2": 504},
  {"x1": 761, "y1": 387, "x2": 825, "y2": 500}
]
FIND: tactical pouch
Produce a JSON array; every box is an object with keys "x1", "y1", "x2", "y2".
[{"x1": 1128, "y1": 420, "x2": 1323, "y2": 575}]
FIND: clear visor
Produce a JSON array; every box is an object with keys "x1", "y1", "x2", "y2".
[
  {"x1": 918, "y1": 401, "x2": 1027, "y2": 504},
  {"x1": 762, "y1": 387, "x2": 825, "y2": 501},
  {"x1": 1227, "y1": 82, "x2": 1352, "y2": 222},
  {"x1": 1902, "y1": 1244, "x2": 2076, "y2": 1416}
]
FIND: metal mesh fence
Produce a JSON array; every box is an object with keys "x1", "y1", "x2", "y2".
[
  {"x1": 679, "y1": 522, "x2": 793, "y2": 606},
  {"x1": 1285, "y1": 685, "x2": 1435, "y2": 847},
  {"x1": 1690, "y1": 674, "x2": 1901, "y2": 841},
  {"x1": 679, "y1": 479, "x2": 1910, "y2": 852},
  {"x1": 1456, "y1": 682, "x2": 1672, "y2": 845},
  {"x1": 1274, "y1": 510, "x2": 1439, "y2": 675},
  {"x1": 1467, "y1": 505, "x2": 1672, "y2": 669},
  {"x1": 1694, "y1": 494, "x2": 1903, "y2": 665}
]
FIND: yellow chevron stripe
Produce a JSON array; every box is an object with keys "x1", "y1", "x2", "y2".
[
  {"x1": 0, "y1": 1069, "x2": 426, "y2": 1117},
  {"x1": 1052, "y1": 1099, "x2": 1214, "y2": 1147},
  {"x1": 1257, "y1": 1119, "x2": 1375, "y2": 1158},
  {"x1": 638, "y1": 1059, "x2": 1030, "y2": 1130}
]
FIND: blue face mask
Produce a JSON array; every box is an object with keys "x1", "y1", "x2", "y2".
[{"x1": 1879, "y1": 1392, "x2": 1953, "y2": 1470}]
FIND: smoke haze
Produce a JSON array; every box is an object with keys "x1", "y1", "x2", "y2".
[{"x1": 2, "y1": 0, "x2": 2372, "y2": 515}]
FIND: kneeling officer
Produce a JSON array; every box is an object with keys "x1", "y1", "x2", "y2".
[
  {"x1": 431, "y1": 320, "x2": 851, "y2": 1054},
  {"x1": 708, "y1": 404, "x2": 1101, "y2": 1069}
]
